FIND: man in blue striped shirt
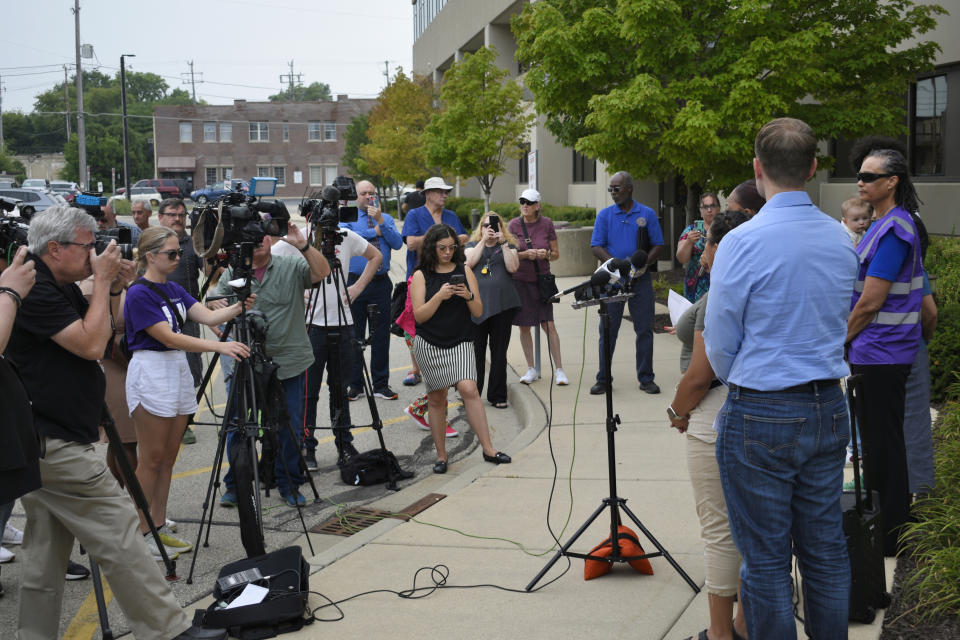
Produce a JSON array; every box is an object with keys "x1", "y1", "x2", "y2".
[{"x1": 703, "y1": 118, "x2": 858, "y2": 639}]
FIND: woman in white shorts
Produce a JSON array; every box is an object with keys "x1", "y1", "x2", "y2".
[{"x1": 124, "y1": 226, "x2": 250, "y2": 557}]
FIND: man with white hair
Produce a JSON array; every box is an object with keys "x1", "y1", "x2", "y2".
[
  {"x1": 131, "y1": 200, "x2": 152, "y2": 231},
  {"x1": 8, "y1": 205, "x2": 228, "y2": 640}
]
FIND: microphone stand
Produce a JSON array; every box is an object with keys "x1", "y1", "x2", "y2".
[{"x1": 525, "y1": 290, "x2": 699, "y2": 593}]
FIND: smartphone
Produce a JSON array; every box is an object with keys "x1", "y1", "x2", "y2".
[
  {"x1": 449, "y1": 274, "x2": 466, "y2": 286},
  {"x1": 488, "y1": 214, "x2": 500, "y2": 232}
]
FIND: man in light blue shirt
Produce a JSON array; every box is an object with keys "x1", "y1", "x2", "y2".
[
  {"x1": 589, "y1": 171, "x2": 663, "y2": 395},
  {"x1": 342, "y1": 180, "x2": 403, "y2": 400},
  {"x1": 703, "y1": 118, "x2": 858, "y2": 639}
]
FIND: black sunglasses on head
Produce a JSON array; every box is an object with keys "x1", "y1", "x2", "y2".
[{"x1": 857, "y1": 172, "x2": 894, "y2": 183}]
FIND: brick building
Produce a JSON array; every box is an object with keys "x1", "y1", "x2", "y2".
[{"x1": 152, "y1": 97, "x2": 375, "y2": 198}]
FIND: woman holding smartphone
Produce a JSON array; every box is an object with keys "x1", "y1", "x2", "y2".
[
  {"x1": 410, "y1": 224, "x2": 511, "y2": 474},
  {"x1": 124, "y1": 226, "x2": 251, "y2": 559}
]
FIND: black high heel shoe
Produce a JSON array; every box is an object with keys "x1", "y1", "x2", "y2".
[{"x1": 482, "y1": 451, "x2": 511, "y2": 464}]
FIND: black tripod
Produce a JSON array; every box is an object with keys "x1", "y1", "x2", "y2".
[
  {"x1": 185, "y1": 273, "x2": 318, "y2": 584},
  {"x1": 525, "y1": 292, "x2": 699, "y2": 592},
  {"x1": 87, "y1": 407, "x2": 178, "y2": 639}
]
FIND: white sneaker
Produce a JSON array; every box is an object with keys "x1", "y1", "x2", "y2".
[
  {"x1": 164, "y1": 518, "x2": 178, "y2": 533},
  {"x1": 519, "y1": 368, "x2": 538, "y2": 384},
  {"x1": 0, "y1": 546, "x2": 13, "y2": 563},
  {"x1": 555, "y1": 369, "x2": 569, "y2": 386},
  {"x1": 3, "y1": 523, "x2": 23, "y2": 546},
  {"x1": 144, "y1": 533, "x2": 180, "y2": 561}
]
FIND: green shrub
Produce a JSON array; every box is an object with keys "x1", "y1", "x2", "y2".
[
  {"x1": 901, "y1": 393, "x2": 960, "y2": 618},
  {"x1": 926, "y1": 236, "x2": 960, "y2": 307},
  {"x1": 929, "y1": 303, "x2": 960, "y2": 405},
  {"x1": 652, "y1": 273, "x2": 683, "y2": 301}
]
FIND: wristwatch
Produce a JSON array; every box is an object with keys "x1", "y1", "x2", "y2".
[
  {"x1": 299, "y1": 243, "x2": 310, "y2": 253},
  {"x1": 667, "y1": 405, "x2": 685, "y2": 421}
]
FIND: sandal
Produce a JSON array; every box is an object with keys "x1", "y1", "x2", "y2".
[
  {"x1": 490, "y1": 401, "x2": 509, "y2": 409},
  {"x1": 433, "y1": 460, "x2": 448, "y2": 474},
  {"x1": 402, "y1": 371, "x2": 421, "y2": 386}
]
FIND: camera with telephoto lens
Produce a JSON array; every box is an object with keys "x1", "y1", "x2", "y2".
[
  {"x1": 192, "y1": 179, "x2": 290, "y2": 251},
  {"x1": 0, "y1": 197, "x2": 30, "y2": 259},
  {"x1": 300, "y1": 176, "x2": 359, "y2": 259},
  {"x1": 72, "y1": 192, "x2": 136, "y2": 260}
]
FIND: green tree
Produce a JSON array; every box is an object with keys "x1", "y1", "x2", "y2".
[
  {"x1": 424, "y1": 47, "x2": 534, "y2": 211},
  {"x1": 514, "y1": 0, "x2": 944, "y2": 221},
  {"x1": 0, "y1": 151, "x2": 27, "y2": 182},
  {"x1": 268, "y1": 81, "x2": 332, "y2": 102},
  {"x1": 362, "y1": 70, "x2": 434, "y2": 186},
  {"x1": 341, "y1": 114, "x2": 394, "y2": 200}
]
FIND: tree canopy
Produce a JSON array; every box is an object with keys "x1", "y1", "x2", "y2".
[
  {"x1": 514, "y1": 0, "x2": 944, "y2": 202},
  {"x1": 268, "y1": 81, "x2": 332, "y2": 102},
  {"x1": 341, "y1": 113, "x2": 394, "y2": 199},
  {"x1": 361, "y1": 70, "x2": 434, "y2": 186},
  {"x1": 423, "y1": 46, "x2": 533, "y2": 211}
]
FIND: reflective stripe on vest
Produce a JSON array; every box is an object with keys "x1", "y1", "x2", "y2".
[
  {"x1": 853, "y1": 275, "x2": 924, "y2": 294},
  {"x1": 873, "y1": 311, "x2": 921, "y2": 326}
]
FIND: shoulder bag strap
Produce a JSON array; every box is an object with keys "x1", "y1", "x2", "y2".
[
  {"x1": 131, "y1": 278, "x2": 185, "y2": 329},
  {"x1": 519, "y1": 218, "x2": 541, "y2": 276}
]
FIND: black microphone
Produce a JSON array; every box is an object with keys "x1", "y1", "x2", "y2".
[
  {"x1": 321, "y1": 185, "x2": 341, "y2": 203},
  {"x1": 553, "y1": 270, "x2": 611, "y2": 300},
  {"x1": 625, "y1": 249, "x2": 649, "y2": 291}
]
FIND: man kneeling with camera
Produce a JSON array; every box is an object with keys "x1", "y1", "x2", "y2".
[{"x1": 7, "y1": 205, "x2": 227, "y2": 640}]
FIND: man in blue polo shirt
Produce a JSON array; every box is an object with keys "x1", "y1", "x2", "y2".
[
  {"x1": 589, "y1": 171, "x2": 663, "y2": 395},
  {"x1": 342, "y1": 180, "x2": 403, "y2": 401},
  {"x1": 401, "y1": 176, "x2": 467, "y2": 277}
]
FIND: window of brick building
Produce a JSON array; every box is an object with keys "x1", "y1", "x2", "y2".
[{"x1": 249, "y1": 121, "x2": 269, "y2": 142}]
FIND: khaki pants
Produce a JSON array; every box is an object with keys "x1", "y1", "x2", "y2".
[
  {"x1": 18, "y1": 438, "x2": 190, "y2": 640},
  {"x1": 685, "y1": 385, "x2": 740, "y2": 596}
]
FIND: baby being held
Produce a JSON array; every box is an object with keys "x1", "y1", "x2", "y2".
[{"x1": 841, "y1": 197, "x2": 871, "y2": 247}]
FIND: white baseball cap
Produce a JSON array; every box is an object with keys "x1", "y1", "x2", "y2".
[
  {"x1": 423, "y1": 176, "x2": 454, "y2": 191},
  {"x1": 520, "y1": 188, "x2": 541, "y2": 203}
]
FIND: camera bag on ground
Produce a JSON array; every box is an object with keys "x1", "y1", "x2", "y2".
[
  {"x1": 842, "y1": 374, "x2": 891, "y2": 623},
  {"x1": 194, "y1": 545, "x2": 313, "y2": 639},
  {"x1": 340, "y1": 448, "x2": 412, "y2": 490}
]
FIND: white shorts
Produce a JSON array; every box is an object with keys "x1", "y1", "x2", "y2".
[{"x1": 126, "y1": 349, "x2": 198, "y2": 418}]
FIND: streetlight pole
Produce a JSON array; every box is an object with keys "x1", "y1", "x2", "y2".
[
  {"x1": 120, "y1": 54, "x2": 135, "y2": 201},
  {"x1": 73, "y1": 0, "x2": 87, "y2": 189}
]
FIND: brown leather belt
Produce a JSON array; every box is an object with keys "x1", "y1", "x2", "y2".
[{"x1": 729, "y1": 379, "x2": 840, "y2": 394}]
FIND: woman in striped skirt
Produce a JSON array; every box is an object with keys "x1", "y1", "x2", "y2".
[{"x1": 410, "y1": 224, "x2": 512, "y2": 474}]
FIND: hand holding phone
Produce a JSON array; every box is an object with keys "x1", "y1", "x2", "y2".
[{"x1": 449, "y1": 274, "x2": 466, "y2": 286}]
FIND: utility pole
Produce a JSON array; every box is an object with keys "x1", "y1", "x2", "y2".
[
  {"x1": 63, "y1": 66, "x2": 72, "y2": 139},
  {"x1": 181, "y1": 60, "x2": 201, "y2": 103},
  {"x1": 73, "y1": 0, "x2": 87, "y2": 189},
  {"x1": 120, "y1": 54, "x2": 135, "y2": 201},
  {"x1": 278, "y1": 60, "x2": 302, "y2": 99},
  {"x1": 0, "y1": 73, "x2": 5, "y2": 153},
  {"x1": 383, "y1": 60, "x2": 390, "y2": 85}
]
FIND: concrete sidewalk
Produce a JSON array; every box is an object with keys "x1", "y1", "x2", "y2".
[{"x1": 211, "y1": 274, "x2": 892, "y2": 639}]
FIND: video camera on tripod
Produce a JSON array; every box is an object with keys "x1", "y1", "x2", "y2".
[
  {"x1": 0, "y1": 197, "x2": 30, "y2": 258},
  {"x1": 191, "y1": 177, "x2": 291, "y2": 277},
  {"x1": 300, "y1": 176, "x2": 359, "y2": 259}
]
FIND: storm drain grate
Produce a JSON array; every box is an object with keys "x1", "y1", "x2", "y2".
[{"x1": 311, "y1": 493, "x2": 447, "y2": 536}]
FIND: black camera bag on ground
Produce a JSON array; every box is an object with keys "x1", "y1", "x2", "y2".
[
  {"x1": 842, "y1": 375, "x2": 891, "y2": 623},
  {"x1": 340, "y1": 448, "x2": 413, "y2": 491},
  {"x1": 194, "y1": 546, "x2": 313, "y2": 639},
  {"x1": 389, "y1": 280, "x2": 408, "y2": 337}
]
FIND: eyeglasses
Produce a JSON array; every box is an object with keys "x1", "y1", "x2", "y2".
[
  {"x1": 436, "y1": 243, "x2": 457, "y2": 253},
  {"x1": 519, "y1": 199, "x2": 537, "y2": 206},
  {"x1": 60, "y1": 241, "x2": 96, "y2": 251},
  {"x1": 700, "y1": 203, "x2": 720, "y2": 210},
  {"x1": 857, "y1": 172, "x2": 894, "y2": 183},
  {"x1": 155, "y1": 249, "x2": 183, "y2": 260},
  {"x1": 160, "y1": 212, "x2": 187, "y2": 219},
  {"x1": 606, "y1": 186, "x2": 623, "y2": 193}
]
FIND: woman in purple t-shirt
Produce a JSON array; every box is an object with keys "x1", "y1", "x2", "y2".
[{"x1": 123, "y1": 226, "x2": 250, "y2": 557}]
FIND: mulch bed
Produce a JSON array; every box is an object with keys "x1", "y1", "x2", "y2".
[{"x1": 880, "y1": 554, "x2": 960, "y2": 639}]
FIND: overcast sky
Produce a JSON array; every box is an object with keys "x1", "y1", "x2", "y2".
[{"x1": 1, "y1": 0, "x2": 413, "y2": 114}]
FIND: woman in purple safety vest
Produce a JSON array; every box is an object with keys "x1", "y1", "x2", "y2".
[{"x1": 845, "y1": 137, "x2": 925, "y2": 557}]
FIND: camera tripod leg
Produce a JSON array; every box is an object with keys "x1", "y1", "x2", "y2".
[
  {"x1": 185, "y1": 409, "x2": 232, "y2": 584},
  {"x1": 524, "y1": 501, "x2": 609, "y2": 591},
  {"x1": 89, "y1": 556, "x2": 114, "y2": 640},
  {"x1": 618, "y1": 500, "x2": 699, "y2": 592}
]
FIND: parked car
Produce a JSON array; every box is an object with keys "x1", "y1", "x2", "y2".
[
  {"x1": 113, "y1": 187, "x2": 163, "y2": 208},
  {"x1": 21, "y1": 178, "x2": 51, "y2": 191},
  {"x1": 190, "y1": 180, "x2": 249, "y2": 205},
  {"x1": 116, "y1": 179, "x2": 183, "y2": 199},
  {"x1": 0, "y1": 188, "x2": 62, "y2": 219},
  {"x1": 0, "y1": 179, "x2": 19, "y2": 189},
  {"x1": 50, "y1": 181, "x2": 81, "y2": 202}
]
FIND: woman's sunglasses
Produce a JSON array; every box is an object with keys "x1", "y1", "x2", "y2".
[
  {"x1": 155, "y1": 249, "x2": 183, "y2": 260},
  {"x1": 857, "y1": 172, "x2": 894, "y2": 183}
]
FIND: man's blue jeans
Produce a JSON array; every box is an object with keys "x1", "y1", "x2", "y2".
[
  {"x1": 304, "y1": 324, "x2": 354, "y2": 454},
  {"x1": 596, "y1": 272, "x2": 654, "y2": 384},
  {"x1": 224, "y1": 371, "x2": 305, "y2": 496},
  {"x1": 347, "y1": 273, "x2": 392, "y2": 391},
  {"x1": 717, "y1": 383, "x2": 850, "y2": 639}
]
